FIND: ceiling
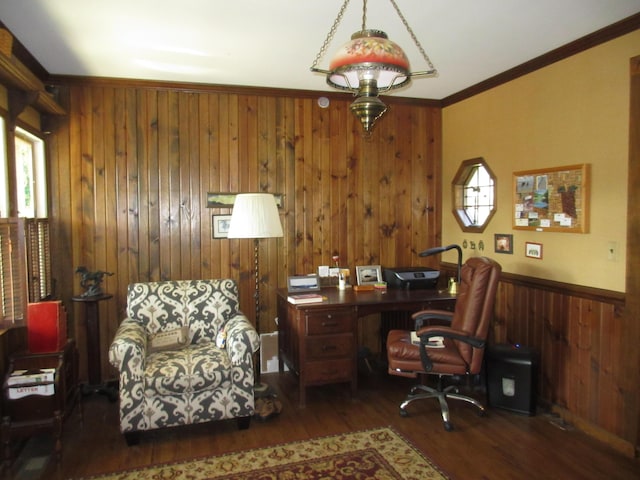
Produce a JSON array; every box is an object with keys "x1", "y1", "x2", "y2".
[{"x1": 0, "y1": 0, "x2": 639, "y2": 100}]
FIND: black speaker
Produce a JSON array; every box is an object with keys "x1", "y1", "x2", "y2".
[{"x1": 486, "y1": 344, "x2": 538, "y2": 416}]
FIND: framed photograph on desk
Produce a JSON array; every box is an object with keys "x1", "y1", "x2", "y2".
[{"x1": 355, "y1": 265, "x2": 382, "y2": 285}]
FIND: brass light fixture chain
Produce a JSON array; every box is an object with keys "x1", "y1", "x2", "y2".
[
  {"x1": 361, "y1": 0, "x2": 368, "y2": 31},
  {"x1": 311, "y1": 0, "x2": 351, "y2": 70},
  {"x1": 388, "y1": 0, "x2": 436, "y2": 72}
]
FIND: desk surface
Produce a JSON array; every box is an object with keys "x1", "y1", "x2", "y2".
[{"x1": 279, "y1": 286, "x2": 455, "y2": 313}]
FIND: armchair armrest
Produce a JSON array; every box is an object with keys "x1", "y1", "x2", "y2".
[
  {"x1": 108, "y1": 318, "x2": 147, "y2": 376},
  {"x1": 415, "y1": 325, "x2": 486, "y2": 372},
  {"x1": 224, "y1": 313, "x2": 260, "y2": 366},
  {"x1": 411, "y1": 309, "x2": 453, "y2": 329}
]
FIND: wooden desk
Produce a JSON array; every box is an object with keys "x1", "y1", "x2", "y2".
[{"x1": 276, "y1": 287, "x2": 456, "y2": 407}]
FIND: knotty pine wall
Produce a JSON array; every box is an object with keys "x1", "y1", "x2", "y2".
[{"x1": 46, "y1": 81, "x2": 442, "y2": 384}]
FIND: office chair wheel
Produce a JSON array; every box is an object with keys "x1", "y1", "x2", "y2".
[
  {"x1": 444, "y1": 421, "x2": 454, "y2": 432},
  {"x1": 399, "y1": 408, "x2": 409, "y2": 417}
]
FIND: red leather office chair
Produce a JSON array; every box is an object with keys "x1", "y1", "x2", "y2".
[{"x1": 387, "y1": 256, "x2": 501, "y2": 431}]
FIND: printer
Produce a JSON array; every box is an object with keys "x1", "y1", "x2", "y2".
[{"x1": 383, "y1": 267, "x2": 440, "y2": 289}]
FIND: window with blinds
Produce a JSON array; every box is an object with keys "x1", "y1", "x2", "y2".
[
  {"x1": 0, "y1": 218, "x2": 27, "y2": 327},
  {"x1": 0, "y1": 217, "x2": 51, "y2": 327},
  {"x1": 25, "y1": 218, "x2": 52, "y2": 302}
]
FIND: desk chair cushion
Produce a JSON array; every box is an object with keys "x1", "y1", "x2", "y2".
[{"x1": 387, "y1": 330, "x2": 467, "y2": 376}]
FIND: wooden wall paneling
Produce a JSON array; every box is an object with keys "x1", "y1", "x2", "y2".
[
  {"x1": 100, "y1": 86, "x2": 120, "y2": 380},
  {"x1": 329, "y1": 99, "x2": 347, "y2": 272},
  {"x1": 362, "y1": 133, "x2": 378, "y2": 268},
  {"x1": 257, "y1": 95, "x2": 278, "y2": 331},
  {"x1": 47, "y1": 87, "x2": 73, "y2": 332},
  {"x1": 313, "y1": 101, "x2": 329, "y2": 271},
  {"x1": 177, "y1": 92, "x2": 192, "y2": 280},
  {"x1": 235, "y1": 94, "x2": 258, "y2": 320},
  {"x1": 156, "y1": 90, "x2": 171, "y2": 281},
  {"x1": 597, "y1": 302, "x2": 620, "y2": 433},
  {"x1": 345, "y1": 111, "x2": 359, "y2": 268},
  {"x1": 91, "y1": 86, "x2": 111, "y2": 382},
  {"x1": 394, "y1": 105, "x2": 412, "y2": 267},
  {"x1": 125, "y1": 88, "x2": 140, "y2": 284},
  {"x1": 188, "y1": 92, "x2": 202, "y2": 280},
  {"x1": 197, "y1": 94, "x2": 212, "y2": 280},
  {"x1": 145, "y1": 89, "x2": 160, "y2": 283},
  {"x1": 166, "y1": 91, "x2": 182, "y2": 279},
  {"x1": 427, "y1": 108, "x2": 442, "y2": 254},
  {"x1": 135, "y1": 89, "x2": 151, "y2": 283}
]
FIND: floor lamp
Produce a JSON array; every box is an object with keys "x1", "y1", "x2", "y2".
[{"x1": 227, "y1": 193, "x2": 283, "y2": 385}]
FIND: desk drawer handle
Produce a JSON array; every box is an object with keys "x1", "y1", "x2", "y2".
[
  {"x1": 322, "y1": 321, "x2": 338, "y2": 327},
  {"x1": 322, "y1": 345, "x2": 338, "y2": 352}
]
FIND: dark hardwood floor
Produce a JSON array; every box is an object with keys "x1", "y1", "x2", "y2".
[{"x1": 3, "y1": 367, "x2": 639, "y2": 479}]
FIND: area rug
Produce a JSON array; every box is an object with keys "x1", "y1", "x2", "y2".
[{"x1": 78, "y1": 426, "x2": 448, "y2": 479}]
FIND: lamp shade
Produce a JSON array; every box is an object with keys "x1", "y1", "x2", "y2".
[
  {"x1": 227, "y1": 193, "x2": 283, "y2": 239},
  {"x1": 327, "y1": 30, "x2": 411, "y2": 92}
]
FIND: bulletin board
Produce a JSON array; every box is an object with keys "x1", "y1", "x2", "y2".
[{"x1": 513, "y1": 164, "x2": 590, "y2": 233}]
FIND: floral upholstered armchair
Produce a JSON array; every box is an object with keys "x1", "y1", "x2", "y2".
[{"x1": 108, "y1": 279, "x2": 260, "y2": 444}]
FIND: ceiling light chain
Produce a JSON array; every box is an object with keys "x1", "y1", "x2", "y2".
[
  {"x1": 388, "y1": 0, "x2": 436, "y2": 74},
  {"x1": 311, "y1": 0, "x2": 351, "y2": 72},
  {"x1": 310, "y1": 0, "x2": 438, "y2": 134}
]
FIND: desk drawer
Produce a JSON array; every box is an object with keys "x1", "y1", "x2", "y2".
[
  {"x1": 306, "y1": 334, "x2": 353, "y2": 359},
  {"x1": 305, "y1": 358, "x2": 352, "y2": 384},
  {"x1": 306, "y1": 310, "x2": 353, "y2": 335}
]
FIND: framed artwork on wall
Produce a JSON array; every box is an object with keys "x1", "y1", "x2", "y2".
[
  {"x1": 212, "y1": 215, "x2": 232, "y2": 238},
  {"x1": 513, "y1": 164, "x2": 590, "y2": 233},
  {"x1": 207, "y1": 193, "x2": 284, "y2": 208},
  {"x1": 494, "y1": 234, "x2": 513, "y2": 254},
  {"x1": 525, "y1": 242, "x2": 543, "y2": 259}
]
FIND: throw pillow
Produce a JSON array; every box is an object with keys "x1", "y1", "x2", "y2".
[{"x1": 148, "y1": 326, "x2": 190, "y2": 353}]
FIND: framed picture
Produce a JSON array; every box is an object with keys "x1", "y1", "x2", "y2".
[
  {"x1": 355, "y1": 265, "x2": 382, "y2": 285},
  {"x1": 525, "y1": 242, "x2": 543, "y2": 259},
  {"x1": 287, "y1": 274, "x2": 321, "y2": 293},
  {"x1": 513, "y1": 164, "x2": 590, "y2": 233},
  {"x1": 212, "y1": 215, "x2": 232, "y2": 238},
  {"x1": 494, "y1": 234, "x2": 513, "y2": 254},
  {"x1": 207, "y1": 192, "x2": 284, "y2": 208}
]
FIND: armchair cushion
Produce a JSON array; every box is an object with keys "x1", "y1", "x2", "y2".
[{"x1": 145, "y1": 342, "x2": 231, "y2": 395}]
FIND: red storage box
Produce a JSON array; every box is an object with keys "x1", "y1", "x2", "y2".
[{"x1": 27, "y1": 301, "x2": 68, "y2": 353}]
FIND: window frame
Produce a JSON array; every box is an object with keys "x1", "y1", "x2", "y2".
[{"x1": 452, "y1": 157, "x2": 497, "y2": 233}]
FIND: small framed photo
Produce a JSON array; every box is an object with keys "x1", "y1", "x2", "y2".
[
  {"x1": 287, "y1": 274, "x2": 321, "y2": 293},
  {"x1": 355, "y1": 265, "x2": 382, "y2": 285},
  {"x1": 212, "y1": 215, "x2": 232, "y2": 239},
  {"x1": 525, "y1": 242, "x2": 543, "y2": 259},
  {"x1": 494, "y1": 234, "x2": 513, "y2": 254}
]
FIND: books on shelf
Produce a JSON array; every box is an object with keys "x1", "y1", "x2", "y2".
[
  {"x1": 410, "y1": 332, "x2": 445, "y2": 348},
  {"x1": 287, "y1": 293, "x2": 326, "y2": 305}
]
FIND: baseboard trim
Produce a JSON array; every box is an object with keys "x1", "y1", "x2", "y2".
[{"x1": 550, "y1": 404, "x2": 636, "y2": 458}]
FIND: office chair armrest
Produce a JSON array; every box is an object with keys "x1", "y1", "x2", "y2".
[
  {"x1": 411, "y1": 309, "x2": 454, "y2": 329},
  {"x1": 416, "y1": 326, "x2": 486, "y2": 372}
]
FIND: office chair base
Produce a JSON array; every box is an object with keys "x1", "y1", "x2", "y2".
[{"x1": 399, "y1": 384, "x2": 486, "y2": 431}]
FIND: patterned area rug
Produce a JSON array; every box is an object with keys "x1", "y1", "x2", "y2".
[{"x1": 78, "y1": 427, "x2": 448, "y2": 479}]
